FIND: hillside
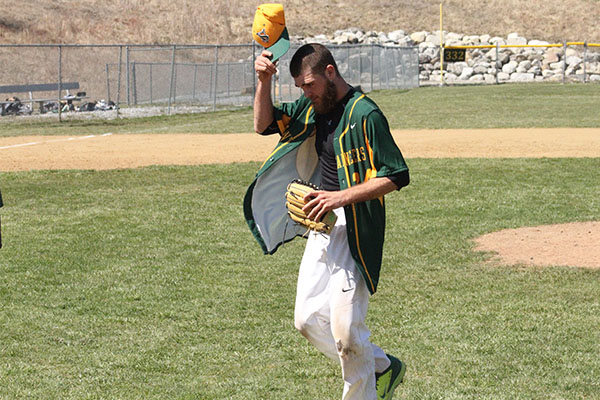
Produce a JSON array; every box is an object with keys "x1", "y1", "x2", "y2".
[{"x1": 1, "y1": 0, "x2": 599, "y2": 45}]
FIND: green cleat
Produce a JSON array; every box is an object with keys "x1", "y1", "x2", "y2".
[{"x1": 376, "y1": 354, "x2": 406, "y2": 400}]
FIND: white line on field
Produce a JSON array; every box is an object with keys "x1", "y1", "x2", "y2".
[{"x1": 0, "y1": 133, "x2": 113, "y2": 150}]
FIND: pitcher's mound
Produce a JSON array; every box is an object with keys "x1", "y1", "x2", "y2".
[{"x1": 474, "y1": 221, "x2": 600, "y2": 268}]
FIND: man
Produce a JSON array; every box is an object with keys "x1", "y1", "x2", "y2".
[{"x1": 246, "y1": 43, "x2": 409, "y2": 400}]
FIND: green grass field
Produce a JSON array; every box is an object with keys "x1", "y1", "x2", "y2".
[{"x1": 1, "y1": 83, "x2": 600, "y2": 399}]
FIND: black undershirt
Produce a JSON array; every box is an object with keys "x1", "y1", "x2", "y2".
[
  {"x1": 314, "y1": 88, "x2": 408, "y2": 191},
  {"x1": 314, "y1": 89, "x2": 353, "y2": 191}
]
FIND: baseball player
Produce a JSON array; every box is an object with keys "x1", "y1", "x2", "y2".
[{"x1": 245, "y1": 5, "x2": 409, "y2": 400}]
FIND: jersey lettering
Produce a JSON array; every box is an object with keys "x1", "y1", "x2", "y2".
[{"x1": 336, "y1": 146, "x2": 367, "y2": 169}]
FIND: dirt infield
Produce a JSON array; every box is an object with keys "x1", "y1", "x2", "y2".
[
  {"x1": 475, "y1": 222, "x2": 600, "y2": 269},
  {"x1": 2, "y1": 128, "x2": 600, "y2": 171},
  {"x1": 1, "y1": 127, "x2": 599, "y2": 268}
]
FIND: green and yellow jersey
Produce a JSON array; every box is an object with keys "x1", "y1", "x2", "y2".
[{"x1": 244, "y1": 88, "x2": 409, "y2": 294}]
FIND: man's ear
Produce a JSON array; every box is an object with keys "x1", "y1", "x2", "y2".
[{"x1": 325, "y1": 64, "x2": 336, "y2": 80}]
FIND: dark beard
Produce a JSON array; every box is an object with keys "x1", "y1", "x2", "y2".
[{"x1": 313, "y1": 79, "x2": 338, "y2": 114}]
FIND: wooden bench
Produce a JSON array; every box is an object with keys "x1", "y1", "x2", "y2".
[{"x1": 0, "y1": 82, "x2": 85, "y2": 115}]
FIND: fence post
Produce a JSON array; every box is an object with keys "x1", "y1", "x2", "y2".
[
  {"x1": 271, "y1": 67, "x2": 276, "y2": 103},
  {"x1": 279, "y1": 64, "x2": 284, "y2": 103},
  {"x1": 495, "y1": 42, "x2": 500, "y2": 84},
  {"x1": 391, "y1": 47, "x2": 398, "y2": 88},
  {"x1": 583, "y1": 41, "x2": 588, "y2": 83},
  {"x1": 359, "y1": 46, "x2": 363, "y2": 87},
  {"x1": 149, "y1": 64, "x2": 153, "y2": 104},
  {"x1": 117, "y1": 46, "x2": 123, "y2": 118},
  {"x1": 126, "y1": 45, "x2": 130, "y2": 105},
  {"x1": 370, "y1": 44, "x2": 374, "y2": 91},
  {"x1": 132, "y1": 61, "x2": 137, "y2": 105},
  {"x1": 380, "y1": 46, "x2": 385, "y2": 89},
  {"x1": 58, "y1": 45, "x2": 62, "y2": 122},
  {"x1": 562, "y1": 41, "x2": 567, "y2": 84},
  {"x1": 193, "y1": 64, "x2": 197, "y2": 101},
  {"x1": 227, "y1": 63, "x2": 231, "y2": 97},
  {"x1": 252, "y1": 42, "x2": 256, "y2": 99},
  {"x1": 105, "y1": 63, "x2": 111, "y2": 102},
  {"x1": 213, "y1": 45, "x2": 219, "y2": 111},
  {"x1": 168, "y1": 44, "x2": 176, "y2": 115}
]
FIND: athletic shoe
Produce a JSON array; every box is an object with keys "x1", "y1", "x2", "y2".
[{"x1": 375, "y1": 354, "x2": 406, "y2": 400}]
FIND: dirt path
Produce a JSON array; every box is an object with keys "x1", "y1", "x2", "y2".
[
  {"x1": 1, "y1": 127, "x2": 599, "y2": 269},
  {"x1": 1, "y1": 128, "x2": 600, "y2": 172}
]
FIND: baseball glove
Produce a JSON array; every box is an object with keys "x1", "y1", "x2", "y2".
[{"x1": 285, "y1": 179, "x2": 337, "y2": 235}]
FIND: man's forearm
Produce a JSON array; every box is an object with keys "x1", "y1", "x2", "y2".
[
  {"x1": 338, "y1": 177, "x2": 398, "y2": 206},
  {"x1": 253, "y1": 78, "x2": 275, "y2": 133},
  {"x1": 303, "y1": 177, "x2": 399, "y2": 221}
]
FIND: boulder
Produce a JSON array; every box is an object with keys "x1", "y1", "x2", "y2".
[
  {"x1": 378, "y1": 32, "x2": 391, "y2": 42},
  {"x1": 517, "y1": 60, "x2": 532, "y2": 72},
  {"x1": 473, "y1": 65, "x2": 488, "y2": 74},
  {"x1": 396, "y1": 37, "x2": 414, "y2": 47},
  {"x1": 507, "y1": 33, "x2": 527, "y2": 46},
  {"x1": 463, "y1": 35, "x2": 481, "y2": 44},
  {"x1": 459, "y1": 67, "x2": 474, "y2": 80},
  {"x1": 489, "y1": 37, "x2": 506, "y2": 46},
  {"x1": 547, "y1": 74, "x2": 563, "y2": 82},
  {"x1": 566, "y1": 56, "x2": 583, "y2": 67},
  {"x1": 446, "y1": 32, "x2": 463, "y2": 41},
  {"x1": 484, "y1": 74, "x2": 496, "y2": 83},
  {"x1": 588, "y1": 62, "x2": 600, "y2": 73},
  {"x1": 510, "y1": 72, "x2": 535, "y2": 82},
  {"x1": 447, "y1": 61, "x2": 467, "y2": 75},
  {"x1": 419, "y1": 41, "x2": 437, "y2": 50},
  {"x1": 411, "y1": 31, "x2": 428, "y2": 43},
  {"x1": 514, "y1": 53, "x2": 529, "y2": 63},
  {"x1": 444, "y1": 72, "x2": 458, "y2": 81},
  {"x1": 388, "y1": 30, "x2": 406, "y2": 42},
  {"x1": 528, "y1": 40, "x2": 550, "y2": 47},
  {"x1": 426, "y1": 34, "x2": 441, "y2": 46},
  {"x1": 502, "y1": 61, "x2": 518, "y2": 74},
  {"x1": 445, "y1": 39, "x2": 463, "y2": 47},
  {"x1": 419, "y1": 53, "x2": 432, "y2": 64},
  {"x1": 566, "y1": 48, "x2": 579, "y2": 58},
  {"x1": 311, "y1": 34, "x2": 330, "y2": 44},
  {"x1": 544, "y1": 48, "x2": 561, "y2": 64},
  {"x1": 527, "y1": 52, "x2": 544, "y2": 62}
]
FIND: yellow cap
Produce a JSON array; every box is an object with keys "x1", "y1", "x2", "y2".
[{"x1": 252, "y1": 4, "x2": 290, "y2": 62}]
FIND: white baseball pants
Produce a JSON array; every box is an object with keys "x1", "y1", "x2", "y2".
[{"x1": 294, "y1": 208, "x2": 391, "y2": 400}]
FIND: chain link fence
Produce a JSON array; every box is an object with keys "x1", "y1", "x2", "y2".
[{"x1": 0, "y1": 43, "x2": 419, "y2": 120}]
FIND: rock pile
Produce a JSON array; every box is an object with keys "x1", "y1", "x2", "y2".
[{"x1": 295, "y1": 29, "x2": 600, "y2": 84}]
